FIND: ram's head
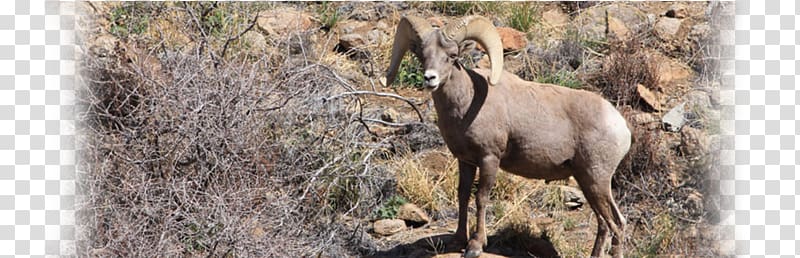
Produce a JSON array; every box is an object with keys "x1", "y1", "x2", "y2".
[{"x1": 385, "y1": 16, "x2": 504, "y2": 90}]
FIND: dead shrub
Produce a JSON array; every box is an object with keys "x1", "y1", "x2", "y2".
[
  {"x1": 590, "y1": 37, "x2": 660, "y2": 109},
  {"x1": 77, "y1": 2, "x2": 438, "y2": 257}
]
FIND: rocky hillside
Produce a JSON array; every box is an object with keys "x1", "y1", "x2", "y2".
[{"x1": 77, "y1": 2, "x2": 730, "y2": 257}]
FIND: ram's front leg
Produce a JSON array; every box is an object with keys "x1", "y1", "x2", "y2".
[
  {"x1": 465, "y1": 156, "x2": 499, "y2": 258},
  {"x1": 453, "y1": 160, "x2": 476, "y2": 248}
]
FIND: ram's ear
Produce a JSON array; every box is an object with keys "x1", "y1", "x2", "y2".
[{"x1": 458, "y1": 40, "x2": 477, "y2": 56}]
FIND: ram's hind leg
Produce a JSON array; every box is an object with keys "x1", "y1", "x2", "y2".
[{"x1": 575, "y1": 169, "x2": 626, "y2": 258}]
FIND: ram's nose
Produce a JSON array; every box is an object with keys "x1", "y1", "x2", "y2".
[{"x1": 423, "y1": 70, "x2": 440, "y2": 88}]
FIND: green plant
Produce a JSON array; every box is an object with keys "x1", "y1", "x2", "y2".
[
  {"x1": 492, "y1": 201, "x2": 507, "y2": 220},
  {"x1": 109, "y1": 3, "x2": 151, "y2": 38},
  {"x1": 543, "y1": 186, "x2": 563, "y2": 209},
  {"x1": 375, "y1": 195, "x2": 408, "y2": 219},
  {"x1": 474, "y1": 2, "x2": 502, "y2": 15},
  {"x1": 181, "y1": 222, "x2": 223, "y2": 253},
  {"x1": 203, "y1": 8, "x2": 232, "y2": 37},
  {"x1": 318, "y1": 2, "x2": 341, "y2": 31},
  {"x1": 632, "y1": 213, "x2": 677, "y2": 256},
  {"x1": 328, "y1": 176, "x2": 366, "y2": 213},
  {"x1": 434, "y1": 1, "x2": 478, "y2": 16},
  {"x1": 508, "y1": 3, "x2": 538, "y2": 32},
  {"x1": 536, "y1": 70, "x2": 583, "y2": 89},
  {"x1": 395, "y1": 54, "x2": 425, "y2": 89},
  {"x1": 562, "y1": 216, "x2": 577, "y2": 231},
  {"x1": 565, "y1": 28, "x2": 608, "y2": 55}
]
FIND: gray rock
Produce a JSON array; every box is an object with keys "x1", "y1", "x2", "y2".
[
  {"x1": 685, "y1": 90, "x2": 712, "y2": 109},
  {"x1": 573, "y1": 4, "x2": 647, "y2": 42},
  {"x1": 646, "y1": 13, "x2": 657, "y2": 25},
  {"x1": 662, "y1": 102, "x2": 687, "y2": 132},
  {"x1": 680, "y1": 126, "x2": 710, "y2": 157},
  {"x1": 629, "y1": 111, "x2": 661, "y2": 130},
  {"x1": 380, "y1": 108, "x2": 401, "y2": 123},
  {"x1": 373, "y1": 219, "x2": 406, "y2": 236},
  {"x1": 686, "y1": 190, "x2": 704, "y2": 216},
  {"x1": 654, "y1": 17, "x2": 683, "y2": 41},
  {"x1": 339, "y1": 33, "x2": 366, "y2": 50},
  {"x1": 559, "y1": 185, "x2": 586, "y2": 205}
]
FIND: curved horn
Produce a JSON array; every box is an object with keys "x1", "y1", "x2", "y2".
[
  {"x1": 385, "y1": 16, "x2": 433, "y2": 87},
  {"x1": 442, "y1": 16, "x2": 503, "y2": 85}
]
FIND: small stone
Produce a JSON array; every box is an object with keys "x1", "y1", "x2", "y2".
[
  {"x1": 565, "y1": 201, "x2": 583, "y2": 210},
  {"x1": 680, "y1": 126, "x2": 710, "y2": 157},
  {"x1": 397, "y1": 203, "x2": 431, "y2": 227},
  {"x1": 654, "y1": 17, "x2": 683, "y2": 41},
  {"x1": 662, "y1": 102, "x2": 687, "y2": 132},
  {"x1": 558, "y1": 185, "x2": 586, "y2": 204},
  {"x1": 652, "y1": 52, "x2": 693, "y2": 85},
  {"x1": 89, "y1": 34, "x2": 119, "y2": 57},
  {"x1": 338, "y1": 33, "x2": 367, "y2": 50},
  {"x1": 637, "y1": 84, "x2": 663, "y2": 111},
  {"x1": 686, "y1": 190, "x2": 704, "y2": 216},
  {"x1": 381, "y1": 108, "x2": 401, "y2": 123},
  {"x1": 629, "y1": 111, "x2": 660, "y2": 130},
  {"x1": 373, "y1": 219, "x2": 406, "y2": 236}
]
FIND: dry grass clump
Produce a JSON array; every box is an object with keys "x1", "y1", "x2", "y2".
[
  {"x1": 590, "y1": 37, "x2": 660, "y2": 108},
  {"x1": 392, "y1": 151, "x2": 458, "y2": 214}
]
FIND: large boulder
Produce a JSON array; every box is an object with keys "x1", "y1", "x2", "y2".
[
  {"x1": 336, "y1": 20, "x2": 389, "y2": 51},
  {"x1": 573, "y1": 4, "x2": 647, "y2": 42},
  {"x1": 607, "y1": 15, "x2": 632, "y2": 41},
  {"x1": 496, "y1": 27, "x2": 528, "y2": 52},
  {"x1": 256, "y1": 8, "x2": 316, "y2": 36},
  {"x1": 542, "y1": 8, "x2": 570, "y2": 27}
]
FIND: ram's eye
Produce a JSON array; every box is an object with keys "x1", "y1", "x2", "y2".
[{"x1": 448, "y1": 54, "x2": 458, "y2": 59}]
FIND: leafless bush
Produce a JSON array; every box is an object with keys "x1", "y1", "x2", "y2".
[{"x1": 76, "y1": 3, "x2": 438, "y2": 257}]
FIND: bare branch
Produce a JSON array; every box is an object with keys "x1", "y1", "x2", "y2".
[{"x1": 323, "y1": 90, "x2": 425, "y2": 123}]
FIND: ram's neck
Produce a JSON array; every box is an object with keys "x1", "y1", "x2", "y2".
[{"x1": 431, "y1": 67, "x2": 487, "y2": 123}]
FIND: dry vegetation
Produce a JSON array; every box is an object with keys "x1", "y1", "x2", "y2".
[{"x1": 77, "y1": 2, "x2": 729, "y2": 257}]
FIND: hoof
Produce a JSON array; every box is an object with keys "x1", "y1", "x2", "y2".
[
  {"x1": 464, "y1": 239, "x2": 483, "y2": 258},
  {"x1": 464, "y1": 249, "x2": 482, "y2": 258}
]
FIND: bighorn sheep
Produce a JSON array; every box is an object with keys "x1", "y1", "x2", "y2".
[{"x1": 385, "y1": 16, "x2": 632, "y2": 258}]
